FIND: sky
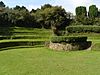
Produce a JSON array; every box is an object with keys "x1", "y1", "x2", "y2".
[{"x1": 1, "y1": 0, "x2": 100, "y2": 15}]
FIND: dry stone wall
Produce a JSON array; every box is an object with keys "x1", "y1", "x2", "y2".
[{"x1": 49, "y1": 41, "x2": 92, "y2": 51}]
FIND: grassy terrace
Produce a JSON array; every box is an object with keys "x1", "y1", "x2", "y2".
[
  {"x1": 0, "y1": 27, "x2": 52, "y2": 40},
  {"x1": 0, "y1": 27, "x2": 52, "y2": 48},
  {"x1": 0, "y1": 27, "x2": 100, "y2": 75}
]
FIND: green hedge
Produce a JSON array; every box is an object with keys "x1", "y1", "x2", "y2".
[
  {"x1": 12, "y1": 36, "x2": 49, "y2": 39},
  {"x1": 66, "y1": 26, "x2": 100, "y2": 33},
  {"x1": 0, "y1": 41, "x2": 45, "y2": 48},
  {"x1": 51, "y1": 36, "x2": 87, "y2": 43},
  {"x1": 0, "y1": 36, "x2": 11, "y2": 40}
]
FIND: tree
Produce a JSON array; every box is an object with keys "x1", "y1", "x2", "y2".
[
  {"x1": 0, "y1": 1, "x2": 5, "y2": 7},
  {"x1": 0, "y1": 2, "x2": 71, "y2": 31},
  {"x1": 46, "y1": 6, "x2": 68, "y2": 29},
  {"x1": 76, "y1": 6, "x2": 87, "y2": 16},
  {"x1": 0, "y1": 7, "x2": 12, "y2": 26},
  {"x1": 88, "y1": 5, "x2": 98, "y2": 18},
  {"x1": 0, "y1": 7, "x2": 14, "y2": 36},
  {"x1": 30, "y1": 9, "x2": 36, "y2": 13},
  {"x1": 33, "y1": 5, "x2": 69, "y2": 35},
  {"x1": 12, "y1": 6, "x2": 33, "y2": 27},
  {"x1": 41, "y1": 4, "x2": 52, "y2": 10},
  {"x1": 75, "y1": 6, "x2": 87, "y2": 24},
  {"x1": 98, "y1": 9, "x2": 100, "y2": 18}
]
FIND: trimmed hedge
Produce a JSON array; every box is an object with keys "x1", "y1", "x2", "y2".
[
  {"x1": 0, "y1": 40, "x2": 45, "y2": 48},
  {"x1": 0, "y1": 36, "x2": 11, "y2": 40},
  {"x1": 51, "y1": 36, "x2": 87, "y2": 43},
  {"x1": 12, "y1": 36, "x2": 49, "y2": 39},
  {"x1": 66, "y1": 26, "x2": 100, "y2": 33}
]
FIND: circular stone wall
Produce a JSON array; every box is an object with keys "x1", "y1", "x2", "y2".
[{"x1": 49, "y1": 41, "x2": 92, "y2": 51}]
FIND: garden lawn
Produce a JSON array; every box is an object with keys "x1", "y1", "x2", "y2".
[{"x1": 0, "y1": 47, "x2": 100, "y2": 75}]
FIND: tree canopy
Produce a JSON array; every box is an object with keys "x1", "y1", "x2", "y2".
[
  {"x1": 88, "y1": 5, "x2": 98, "y2": 18},
  {"x1": 0, "y1": 1, "x2": 100, "y2": 35}
]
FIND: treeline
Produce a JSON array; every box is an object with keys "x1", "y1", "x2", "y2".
[
  {"x1": 0, "y1": 1, "x2": 71, "y2": 29},
  {"x1": 0, "y1": 1, "x2": 100, "y2": 35},
  {"x1": 75, "y1": 5, "x2": 100, "y2": 25}
]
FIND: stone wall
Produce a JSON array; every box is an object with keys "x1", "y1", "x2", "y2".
[{"x1": 49, "y1": 41, "x2": 92, "y2": 51}]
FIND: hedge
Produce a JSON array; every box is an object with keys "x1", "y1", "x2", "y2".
[
  {"x1": 0, "y1": 36, "x2": 11, "y2": 40},
  {"x1": 66, "y1": 26, "x2": 100, "y2": 33},
  {"x1": 51, "y1": 36, "x2": 87, "y2": 43},
  {"x1": 0, "y1": 40, "x2": 45, "y2": 48}
]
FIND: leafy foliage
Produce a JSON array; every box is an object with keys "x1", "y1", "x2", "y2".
[
  {"x1": 66, "y1": 26, "x2": 100, "y2": 33},
  {"x1": 0, "y1": 2, "x2": 70, "y2": 36},
  {"x1": 75, "y1": 5, "x2": 100, "y2": 25},
  {"x1": 88, "y1": 5, "x2": 98, "y2": 18},
  {"x1": 51, "y1": 36, "x2": 87, "y2": 43},
  {"x1": 75, "y1": 6, "x2": 87, "y2": 25}
]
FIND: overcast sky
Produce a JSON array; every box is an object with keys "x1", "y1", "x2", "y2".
[{"x1": 1, "y1": 0, "x2": 100, "y2": 14}]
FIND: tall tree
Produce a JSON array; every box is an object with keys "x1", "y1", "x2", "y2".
[
  {"x1": 76, "y1": 6, "x2": 87, "y2": 16},
  {"x1": 88, "y1": 5, "x2": 98, "y2": 18},
  {"x1": 75, "y1": 6, "x2": 87, "y2": 24}
]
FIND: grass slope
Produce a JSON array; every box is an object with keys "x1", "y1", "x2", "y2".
[
  {"x1": 0, "y1": 27, "x2": 52, "y2": 48},
  {"x1": 0, "y1": 27, "x2": 52, "y2": 40},
  {"x1": 0, "y1": 47, "x2": 100, "y2": 75}
]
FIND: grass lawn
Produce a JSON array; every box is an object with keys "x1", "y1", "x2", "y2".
[
  {"x1": 0, "y1": 47, "x2": 100, "y2": 75},
  {"x1": 0, "y1": 27, "x2": 100, "y2": 75}
]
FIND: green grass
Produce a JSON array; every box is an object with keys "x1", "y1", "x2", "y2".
[
  {"x1": 0, "y1": 27, "x2": 100, "y2": 75},
  {"x1": 0, "y1": 27, "x2": 52, "y2": 41},
  {"x1": 0, "y1": 47, "x2": 100, "y2": 75},
  {"x1": 0, "y1": 39, "x2": 48, "y2": 43}
]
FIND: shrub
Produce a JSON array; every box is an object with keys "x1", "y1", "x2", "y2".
[
  {"x1": 51, "y1": 36, "x2": 87, "y2": 43},
  {"x1": 66, "y1": 26, "x2": 100, "y2": 33}
]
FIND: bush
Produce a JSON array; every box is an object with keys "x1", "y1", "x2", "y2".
[
  {"x1": 66, "y1": 26, "x2": 100, "y2": 33},
  {"x1": 51, "y1": 36, "x2": 87, "y2": 43}
]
